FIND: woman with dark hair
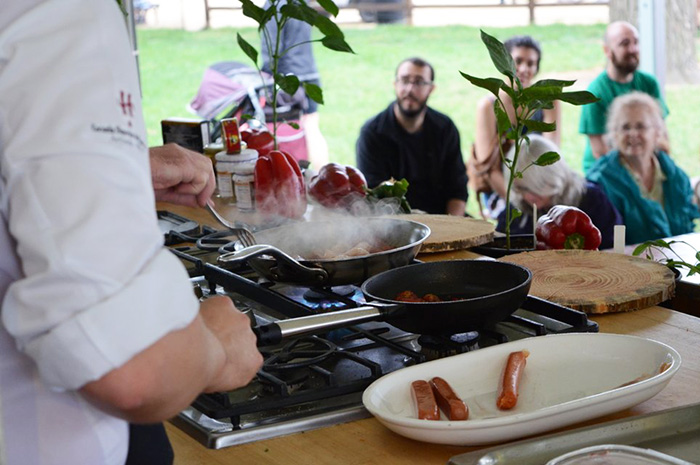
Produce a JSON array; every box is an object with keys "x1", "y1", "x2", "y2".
[
  {"x1": 469, "y1": 35, "x2": 562, "y2": 217},
  {"x1": 587, "y1": 92, "x2": 699, "y2": 244}
]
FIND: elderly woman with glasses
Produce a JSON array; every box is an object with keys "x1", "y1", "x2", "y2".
[
  {"x1": 496, "y1": 135, "x2": 622, "y2": 249},
  {"x1": 587, "y1": 92, "x2": 699, "y2": 244}
]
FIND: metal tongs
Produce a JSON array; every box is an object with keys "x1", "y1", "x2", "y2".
[{"x1": 204, "y1": 202, "x2": 257, "y2": 248}]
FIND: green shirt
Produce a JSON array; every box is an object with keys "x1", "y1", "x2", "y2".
[{"x1": 579, "y1": 70, "x2": 669, "y2": 174}]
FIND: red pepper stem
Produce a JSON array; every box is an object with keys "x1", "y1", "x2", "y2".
[{"x1": 564, "y1": 233, "x2": 586, "y2": 250}]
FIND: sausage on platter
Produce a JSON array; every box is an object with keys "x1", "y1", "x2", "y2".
[
  {"x1": 496, "y1": 350, "x2": 529, "y2": 410},
  {"x1": 429, "y1": 377, "x2": 469, "y2": 421},
  {"x1": 411, "y1": 380, "x2": 440, "y2": 420}
]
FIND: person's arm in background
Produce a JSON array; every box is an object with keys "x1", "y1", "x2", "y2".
[
  {"x1": 542, "y1": 100, "x2": 561, "y2": 148},
  {"x1": 149, "y1": 143, "x2": 216, "y2": 208},
  {"x1": 356, "y1": 120, "x2": 391, "y2": 188},
  {"x1": 588, "y1": 134, "x2": 609, "y2": 160},
  {"x1": 446, "y1": 199, "x2": 467, "y2": 216},
  {"x1": 473, "y1": 96, "x2": 506, "y2": 198},
  {"x1": 443, "y1": 119, "x2": 468, "y2": 216}
]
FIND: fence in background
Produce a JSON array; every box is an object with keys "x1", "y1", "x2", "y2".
[{"x1": 203, "y1": 0, "x2": 609, "y2": 28}]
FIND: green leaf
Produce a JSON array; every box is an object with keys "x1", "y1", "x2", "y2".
[
  {"x1": 240, "y1": 0, "x2": 266, "y2": 24},
  {"x1": 321, "y1": 35, "x2": 354, "y2": 53},
  {"x1": 510, "y1": 207, "x2": 522, "y2": 221},
  {"x1": 237, "y1": 33, "x2": 258, "y2": 65},
  {"x1": 281, "y1": 2, "x2": 316, "y2": 25},
  {"x1": 480, "y1": 30, "x2": 515, "y2": 79},
  {"x1": 275, "y1": 73, "x2": 300, "y2": 95},
  {"x1": 494, "y1": 103, "x2": 511, "y2": 135},
  {"x1": 557, "y1": 90, "x2": 600, "y2": 105},
  {"x1": 533, "y1": 151, "x2": 560, "y2": 166},
  {"x1": 303, "y1": 82, "x2": 324, "y2": 104},
  {"x1": 521, "y1": 85, "x2": 563, "y2": 101},
  {"x1": 529, "y1": 78, "x2": 577, "y2": 89},
  {"x1": 286, "y1": 121, "x2": 300, "y2": 129},
  {"x1": 523, "y1": 119, "x2": 556, "y2": 133},
  {"x1": 316, "y1": 0, "x2": 339, "y2": 17},
  {"x1": 313, "y1": 13, "x2": 345, "y2": 38},
  {"x1": 459, "y1": 72, "x2": 503, "y2": 97}
]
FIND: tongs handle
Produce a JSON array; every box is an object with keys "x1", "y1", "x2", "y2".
[{"x1": 217, "y1": 244, "x2": 329, "y2": 285}]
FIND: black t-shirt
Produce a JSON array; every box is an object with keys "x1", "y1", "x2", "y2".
[{"x1": 356, "y1": 103, "x2": 468, "y2": 214}]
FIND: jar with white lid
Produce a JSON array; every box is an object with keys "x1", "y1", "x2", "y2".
[
  {"x1": 233, "y1": 158, "x2": 257, "y2": 211},
  {"x1": 215, "y1": 148, "x2": 258, "y2": 203}
]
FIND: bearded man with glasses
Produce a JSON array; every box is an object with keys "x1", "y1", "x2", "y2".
[{"x1": 356, "y1": 57, "x2": 468, "y2": 216}]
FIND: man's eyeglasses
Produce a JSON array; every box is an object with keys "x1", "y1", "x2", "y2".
[{"x1": 396, "y1": 77, "x2": 433, "y2": 88}]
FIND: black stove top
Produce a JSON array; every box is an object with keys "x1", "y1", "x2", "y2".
[{"x1": 164, "y1": 219, "x2": 598, "y2": 449}]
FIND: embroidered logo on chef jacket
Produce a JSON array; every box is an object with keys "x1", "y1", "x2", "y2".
[
  {"x1": 119, "y1": 91, "x2": 134, "y2": 120},
  {"x1": 88, "y1": 90, "x2": 146, "y2": 151}
]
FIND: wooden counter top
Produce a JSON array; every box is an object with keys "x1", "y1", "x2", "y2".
[
  {"x1": 157, "y1": 203, "x2": 700, "y2": 464},
  {"x1": 166, "y1": 306, "x2": 700, "y2": 465}
]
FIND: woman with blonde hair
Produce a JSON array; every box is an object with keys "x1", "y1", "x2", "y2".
[
  {"x1": 587, "y1": 92, "x2": 699, "y2": 244},
  {"x1": 497, "y1": 134, "x2": 622, "y2": 249}
]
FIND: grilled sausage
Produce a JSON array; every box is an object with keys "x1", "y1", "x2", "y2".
[
  {"x1": 496, "y1": 350, "x2": 529, "y2": 410},
  {"x1": 411, "y1": 380, "x2": 440, "y2": 420},
  {"x1": 429, "y1": 377, "x2": 468, "y2": 421}
]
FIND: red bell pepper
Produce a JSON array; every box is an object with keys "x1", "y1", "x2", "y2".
[
  {"x1": 536, "y1": 205, "x2": 602, "y2": 250},
  {"x1": 241, "y1": 126, "x2": 275, "y2": 156},
  {"x1": 254, "y1": 150, "x2": 307, "y2": 219},
  {"x1": 308, "y1": 163, "x2": 367, "y2": 209}
]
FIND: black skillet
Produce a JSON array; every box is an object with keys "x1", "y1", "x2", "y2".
[{"x1": 253, "y1": 260, "x2": 532, "y2": 346}]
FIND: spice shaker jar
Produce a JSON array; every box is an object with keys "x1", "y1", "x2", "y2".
[{"x1": 216, "y1": 148, "x2": 258, "y2": 204}]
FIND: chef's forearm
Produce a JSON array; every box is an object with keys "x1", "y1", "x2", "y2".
[{"x1": 79, "y1": 313, "x2": 226, "y2": 423}]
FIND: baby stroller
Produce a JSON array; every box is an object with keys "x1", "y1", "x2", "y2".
[{"x1": 188, "y1": 61, "x2": 309, "y2": 162}]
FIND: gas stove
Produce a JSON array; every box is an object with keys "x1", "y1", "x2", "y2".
[{"x1": 161, "y1": 213, "x2": 598, "y2": 449}]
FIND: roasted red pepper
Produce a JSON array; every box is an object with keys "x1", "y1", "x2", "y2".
[
  {"x1": 308, "y1": 163, "x2": 367, "y2": 209},
  {"x1": 536, "y1": 205, "x2": 602, "y2": 250},
  {"x1": 254, "y1": 150, "x2": 307, "y2": 219},
  {"x1": 241, "y1": 126, "x2": 275, "y2": 156}
]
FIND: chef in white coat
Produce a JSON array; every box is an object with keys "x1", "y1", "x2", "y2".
[{"x1": 0, "y1": 1, "x2": 262, "y2": 464}]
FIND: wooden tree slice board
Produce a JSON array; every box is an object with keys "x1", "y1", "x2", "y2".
[
  {"x1": 500, "y1": 250, "x2": 676, "y2": 314},
  {"x1": 398, "y1": 214, "x2": 495, "y2": 253}
]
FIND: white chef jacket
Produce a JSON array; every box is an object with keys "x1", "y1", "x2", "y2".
[{"x1": 0, "y1": 1, "x2": 199, "y2": 464}]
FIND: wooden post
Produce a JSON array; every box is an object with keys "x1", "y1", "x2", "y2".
[
  {"x1": 528, "y1": 0, "x2": 535, "y2": 24},
  {"x1": 406, "y1": 0, "x2": 413, "y2": 25},
  {"x1": 204, "y1": 0, "x2": 211, "y2": 29}
]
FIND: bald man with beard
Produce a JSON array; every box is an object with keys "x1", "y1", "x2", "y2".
[
  {"x1": 579, "y1": 21, "x2": 669, "y2": 174},
  {"x1": 356, "y1": 57, "x2": 468, "y2": 216}
]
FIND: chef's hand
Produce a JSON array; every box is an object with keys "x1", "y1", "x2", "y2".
[
  {"x1": 199, "y1": 296, "x2": 263, "y2": 392},
  {"x1": 149, "y1": 143, "x2": 216, "y2": 208}
]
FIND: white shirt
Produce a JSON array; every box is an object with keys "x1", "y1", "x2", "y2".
[{"x1": 0, "y1": 1, "x2": 199, "y2": 463}]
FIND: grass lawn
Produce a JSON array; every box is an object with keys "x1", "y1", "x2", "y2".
[{"x1": 138, "y1": 23, "x2": 700, "y2": 215}]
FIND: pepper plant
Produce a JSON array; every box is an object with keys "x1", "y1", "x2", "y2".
[
  {"x1": 633, "y1": 239, "x2": 700, "y2": 277},
  {"x1": 460, "y1": 30, "x2": 598, "y2": 249},
  {"x1": 236, "y1": 0, "x2": 354, "y2": 147}
]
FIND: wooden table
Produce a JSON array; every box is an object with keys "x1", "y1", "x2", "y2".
[{"x1": 158, "y1": 203, "x2": 700, "y2": 464}]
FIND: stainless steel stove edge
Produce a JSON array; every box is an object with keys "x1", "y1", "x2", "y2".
[{"x1": 173, "y1": 406, "x2": 372, "y2": 449}]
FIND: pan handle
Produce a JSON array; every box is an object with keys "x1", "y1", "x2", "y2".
[
  {"x1": 217, "y1": 244, "x2": 329, "y2": 285},
  {"x1": 253, "y1": 305, "x2": 389, "y2": 346}
]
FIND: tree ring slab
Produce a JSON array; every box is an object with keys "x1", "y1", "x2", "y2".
[
  {"x1": 397, "y1": 214, "x2": 495, "y2": 253},
  {"x1": 499, "y1": 250, "x2": 676, "y2": 314}
]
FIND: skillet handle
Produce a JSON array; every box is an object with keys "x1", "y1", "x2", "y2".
[
  {"x1": 217, "y1": 244, "x2": 329, "y2": 285},
  {"x1": 253, "y1": 306, "x2": 386, "y2": 346}
]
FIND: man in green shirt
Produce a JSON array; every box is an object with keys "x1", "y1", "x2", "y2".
[{"x1": 579, "y1": 21, "x2": 669, "y2": 173}]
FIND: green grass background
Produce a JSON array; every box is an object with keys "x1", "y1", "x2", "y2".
[{"x1": 138, "y1": 24, "x2": 700, "y2": 215}]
